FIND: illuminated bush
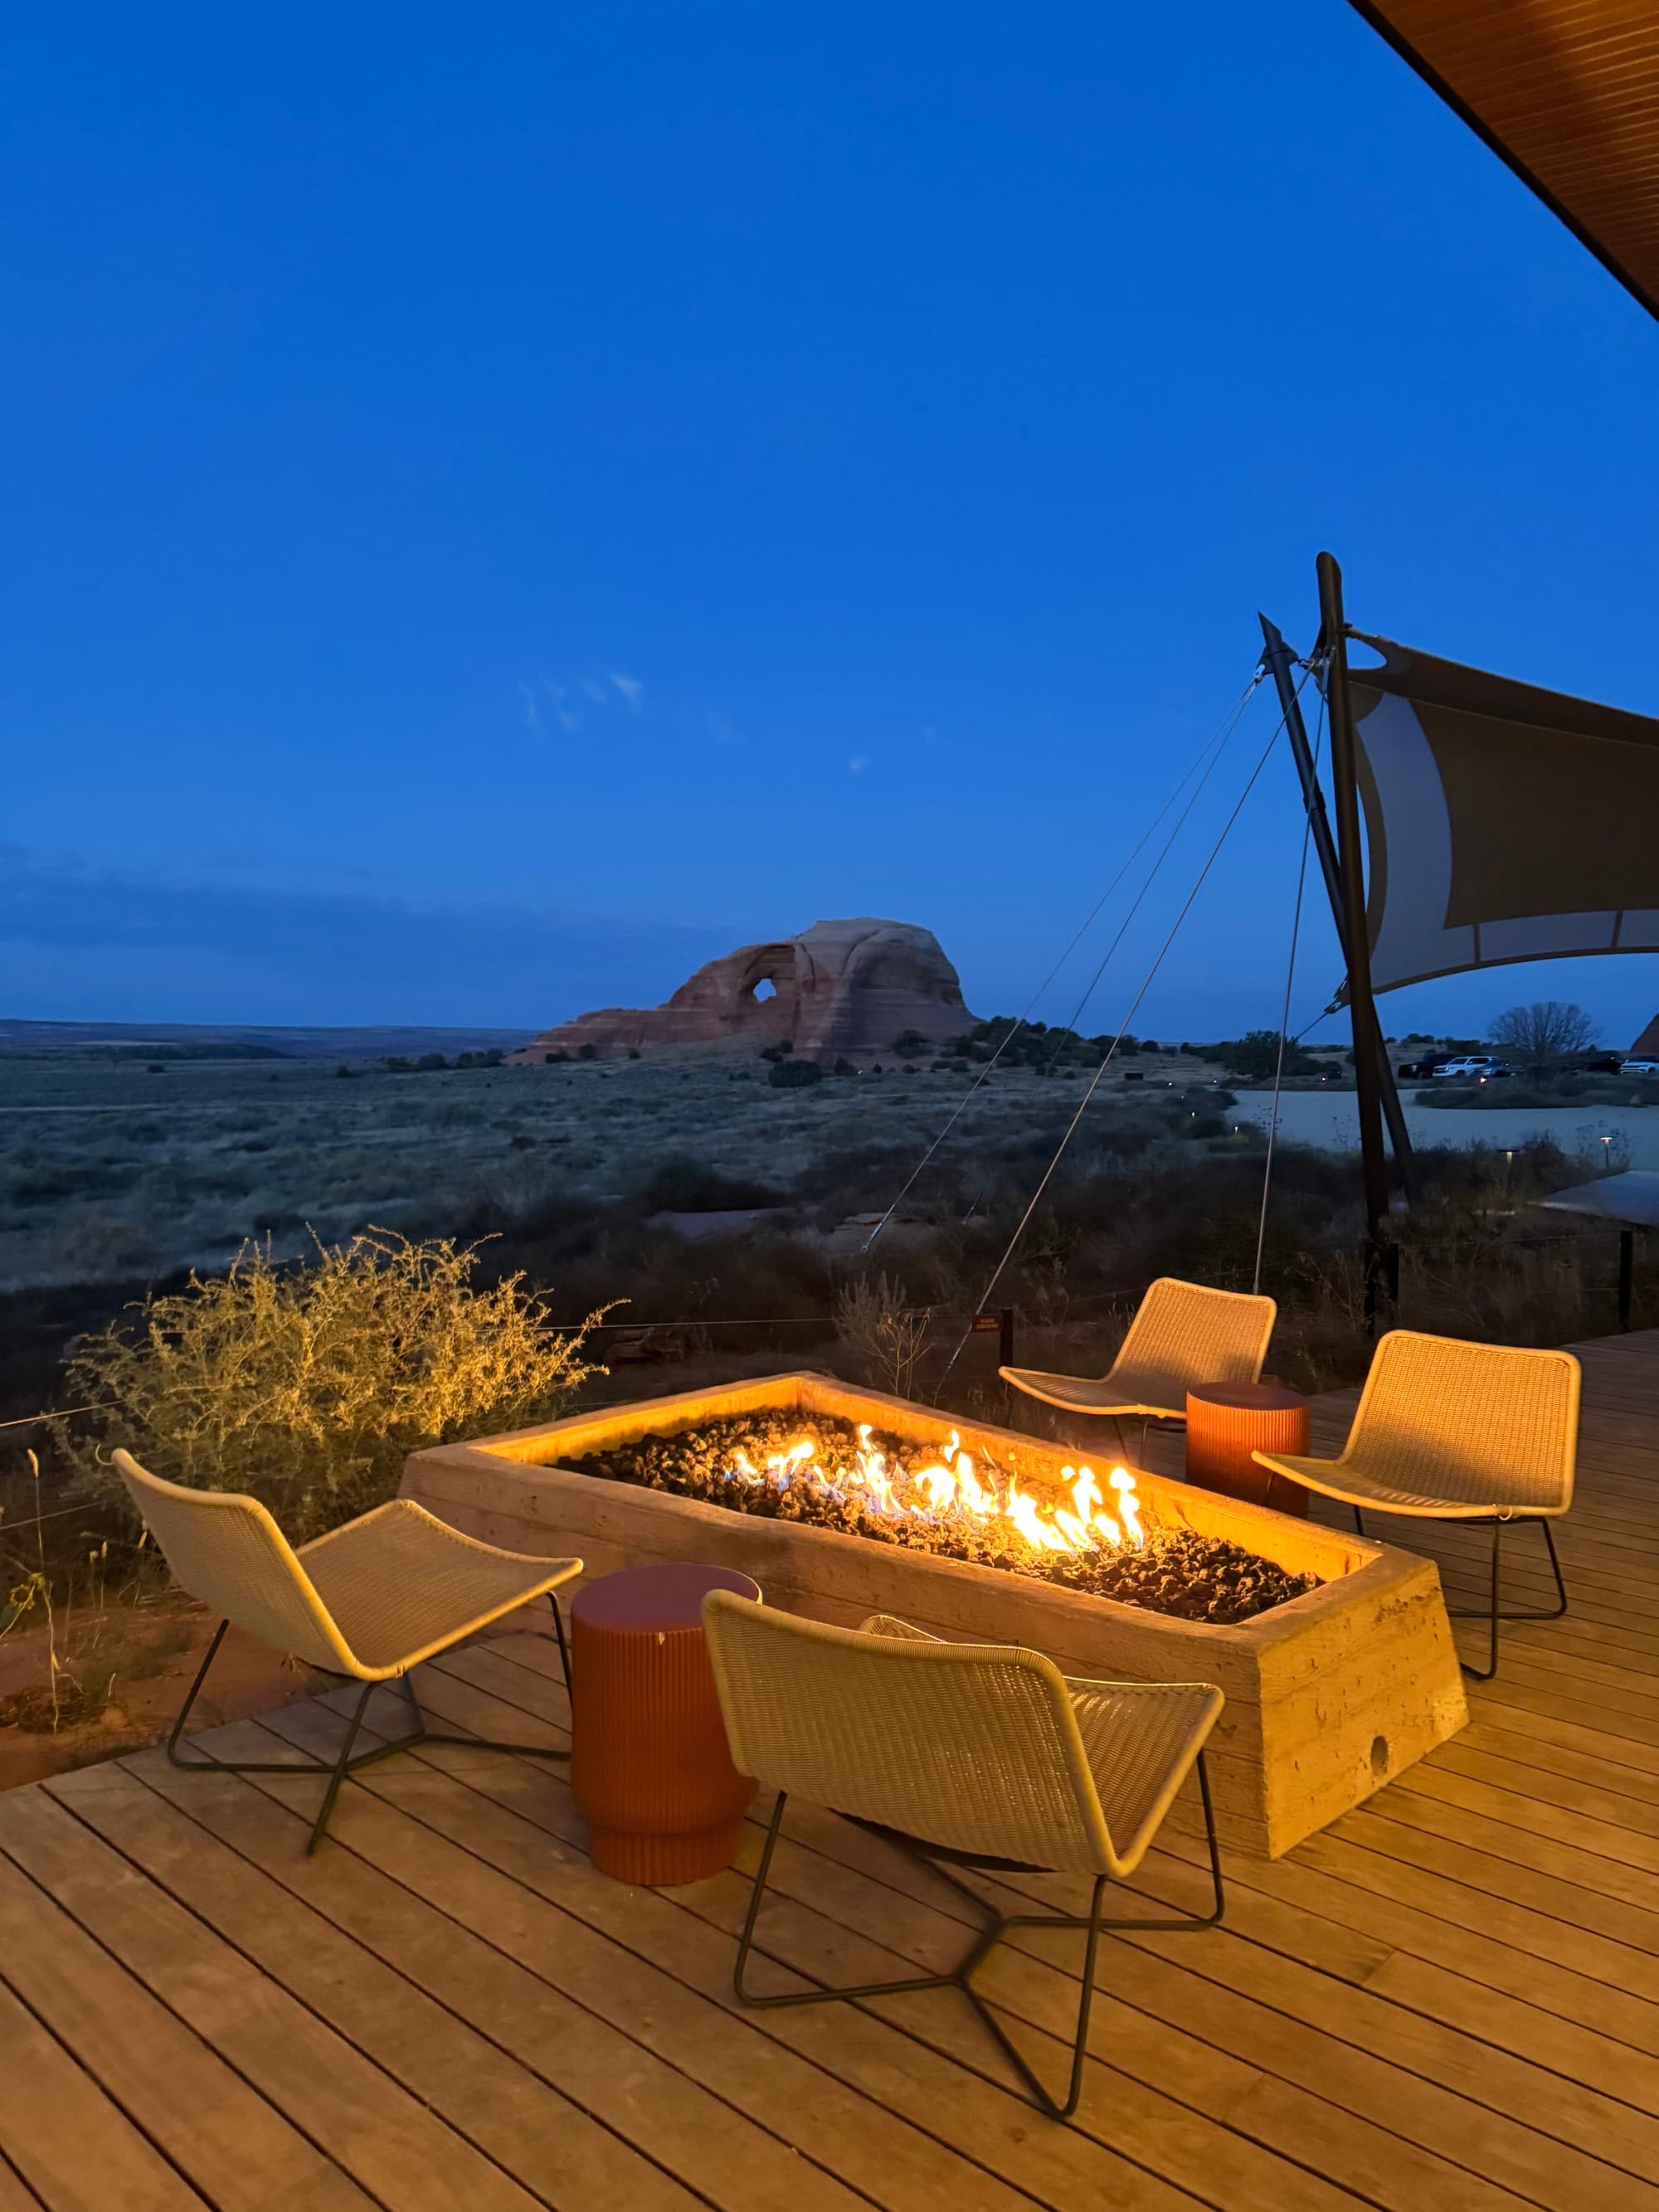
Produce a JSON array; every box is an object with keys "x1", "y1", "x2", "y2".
[{"x1": 66, "y1": 1230, "x2": 611, "y2": 1540}]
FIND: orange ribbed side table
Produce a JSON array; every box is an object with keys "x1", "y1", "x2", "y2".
[
  {"x1": 1184, "y1": 1383, "x2": 1311, "y2": 1517},
  {"x1": 570, "y1": 1562, "x2": 759, "y2": 1884}
]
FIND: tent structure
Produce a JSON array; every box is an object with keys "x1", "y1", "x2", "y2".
[
  {"x1": 1262, "y1": 550, "x2": 1659, "y2": 1330},
  {"x1": 1345, "y1": 632, "x2": 1659, "y2": 994},
  {"x1": 1345, "y1": 2, "x2": 1659, "y2": 322},
  {"x1": 1252, "y1": 12, "x2": 1659, "y2": 1317}
]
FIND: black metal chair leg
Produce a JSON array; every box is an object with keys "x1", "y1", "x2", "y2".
[
  {"x1": 1540, "y1": 1519, "x2": 1569, "y2": 1618},
  {"x1": 163, "y1": 1621, "x2": 569, "y2": 1852},
  {"x1": 1462, "y1": 1518, "x2": 1503, "y2": 1682},
  {"x1": 548, "y1": 1591, "x2": 572, "y2": 1695},
  {"x1": 308, "y1": 1679, "x2": 378, "y2": 1853},
  {"x1": 961, "y1": 1874, "x2": 1108, "y2": 2120},
  {"x1": 731, "y1": 1771, "x2": 1224, "y2": 2122},
  {"x1": 168, "y1": 1618, "x2": 365, "y2": 1779},
  {"x1": 398, "y1": 1670, "x2": 571, "y2": 1762},
  {"x1": 1451, "y1": 1516, "x2": 1569, "y2": 1681},
  {"x1": 168, "y1": 1619, "x2": 231, "y2": 1764},
  {"x1": 733, "y1": 1795, "x2": 972, "y2": 2010}
]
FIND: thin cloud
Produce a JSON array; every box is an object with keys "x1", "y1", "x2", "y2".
[
  {"x1": 611, "y1": 673, "x2": 644, "y2": 710},
  {"x1": 848, "y1": 754, "x2": 869, "y2": 774},
  {"x1": 579, "y1": 676, "x2": 608, "y2": 703},
  {"x1": 542, "y1": 679, "x2": 581, "y2": 733},
  {"x1": 517, "y1": 682, "x2": 541, "y2": 732}
]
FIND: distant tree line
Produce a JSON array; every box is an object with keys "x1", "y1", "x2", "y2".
[{"x1": 377, "y1": 1048, "x2": 506, "y2": 1073}]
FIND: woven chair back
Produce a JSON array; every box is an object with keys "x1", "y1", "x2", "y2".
[
  {"x1": 1109, "y1": 1276, "x2": 1277, "y2": 1404},
  {"x1": 702, "y1": 1594, "x2": 1118, "y2": 1875},
  {"x1": 113, "y1": 1450, "x2": 358, "y2": 1673},
  {"x1": 1345, "y1": 1332, "x2": 1580, "y2": 1512}
]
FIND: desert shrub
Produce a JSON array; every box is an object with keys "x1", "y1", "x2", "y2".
[
  {"x1": 834, "y1": 1271, "x2": 933, "y2": 1398},
  {"x1": 53, "y1": 1213, "x2": 163, "y2": 1281},
  {"x1": 768, "y1": 1058, "x2": 826, "y2": 1090},
  {"x1": 7, "y1": 1147, "x2": 146, "y2": 1200},
  {"x1": 641, "y1": 1156, "x2": 785, "y2": 1211},
  {"x1": 952, "y1": 1016, "x2": 1105, "y2": 1070},
  {"x1": 64, "y1": 1230, "x2": 611, "y2": 1540},
  {"x1": 1417, "y1": 1073, "x2": 1641, "y2": 1111}
]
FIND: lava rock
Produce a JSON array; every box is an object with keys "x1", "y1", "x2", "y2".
[{"x1": 569, "y1": 1409, "x2": 1320, "y2": 1625}]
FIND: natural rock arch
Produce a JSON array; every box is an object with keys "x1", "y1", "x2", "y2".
[{"x1": 511, "y1": 917, "x2": 976, "y2": 1065}]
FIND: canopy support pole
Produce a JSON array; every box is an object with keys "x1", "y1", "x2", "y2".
[
  {"x1": 1316, "y1": 552, "x2": 1395, "y2": 1334},
  {"x1": 1258, "y1": 614, "x2": 1418, "y2": 1203}
]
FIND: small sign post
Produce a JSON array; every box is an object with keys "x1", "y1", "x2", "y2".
[{"x1": 971, "y1": 1306, "x2": 1015, "y2": 1371}]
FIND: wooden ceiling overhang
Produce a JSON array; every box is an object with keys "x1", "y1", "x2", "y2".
[{"x1": 1346, "y1": 2, "x2": 1659, "y2": 320}]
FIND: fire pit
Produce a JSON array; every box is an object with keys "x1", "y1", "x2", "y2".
[
  {"x1": 401, "y1": 1372, "x2": 1467, "y2": 1857},
  {"x1": 566, "y1": 1407, "x2": 1319, "y2": 1625}
]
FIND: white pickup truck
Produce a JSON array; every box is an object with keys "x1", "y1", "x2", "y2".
[{"x1": 1432, "y1": 1055, "x2": 1511, "y2": 1079}]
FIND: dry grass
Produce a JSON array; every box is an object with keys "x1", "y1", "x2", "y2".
[
  {"x1": 833, "y1": 1271, "x2": 936, "y2": 1398},
  {"x1": 0, "y1": 1038, "x2": 1233, "y2": 1291}
]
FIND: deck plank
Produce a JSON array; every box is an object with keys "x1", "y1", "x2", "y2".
[
  {"x1": 44, "y1": 1761, "x2": 699, "y2": 2212},
  {"x1": 481, "y1": 1641, "x2": 1659, "y2": 2208},
  {"x1": 128, "y1": 1714, "x2": 953, "y2": 2212},
  {"x1": 216, "y1": 1733, "x2": 1078, "y2": 2212},
  {"x1": 227, "y1": 1701, "x2": 1216, "y2": 2212},
  {"x1": 0, "y1": 1981, "x2": 206, "y2": 2212},
  {"x1": 0, "y1": 2156, "x2": 44, "y2": 2212},
  {"x1": 0, "y1": 1853, "x2": 369, "y2": 2211},
  {"x1": 2, "y1": 1322, "x2": 1658, "y2": 2211},
  {"x1": 406, "y1": 1646, "x2": 1534, "y2": 2212},
  {"x1": 0, "y1": 1785, "x2": 550, "y2": 2212}
]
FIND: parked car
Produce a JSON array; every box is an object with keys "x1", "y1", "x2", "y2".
[
  {"x1": 1398, "y1": 1053, "x2": 1454, "y2": 1078},
  {"x1": 1432, "y1": 1055, "x2": 1511, "y2": 1079},
  {"x1": 1623, "y1": 1058, "x2": 1659, "y2": 1077}
]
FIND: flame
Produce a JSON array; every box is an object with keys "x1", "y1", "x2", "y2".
[{"x1": 720, "y1": 1422, "x2": 1146, "y2": 1557}]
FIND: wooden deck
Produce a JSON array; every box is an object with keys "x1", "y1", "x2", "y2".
[{"x1": 3, "y1": 1332, "x2": 1659, "y2": 2212}]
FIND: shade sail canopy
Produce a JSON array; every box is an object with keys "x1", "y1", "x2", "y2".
[
  {"x1": 1346, "y1": 632, "x2": 1659, "y2": 993},
  {"x1": 1345, "y1": 2, "x2": 1659, "y2": 321}
]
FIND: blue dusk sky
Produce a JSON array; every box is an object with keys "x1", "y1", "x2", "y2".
[{"x1": 5, "y1": 4, "x2": 1657, "y2": 1044}]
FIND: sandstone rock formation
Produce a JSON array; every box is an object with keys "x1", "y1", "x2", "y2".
[{"x1": 512, "y1": 918, "x2": 978, "y2": 1067}]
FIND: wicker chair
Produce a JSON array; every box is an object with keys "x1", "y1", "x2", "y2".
[
  {"x1": 1251, "y1": 1330, "x2": 1579, "y2": 1679},
  {"x1": 114, "y1": 1449, "x2": 581, "y2": 1851},
  {"x1": 1001, "y1": 1276, "x2": 1277, "y2": 1456},
  {"x1": 702, "y1": 1593, "x2": 1224, "y2": 2121}
]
